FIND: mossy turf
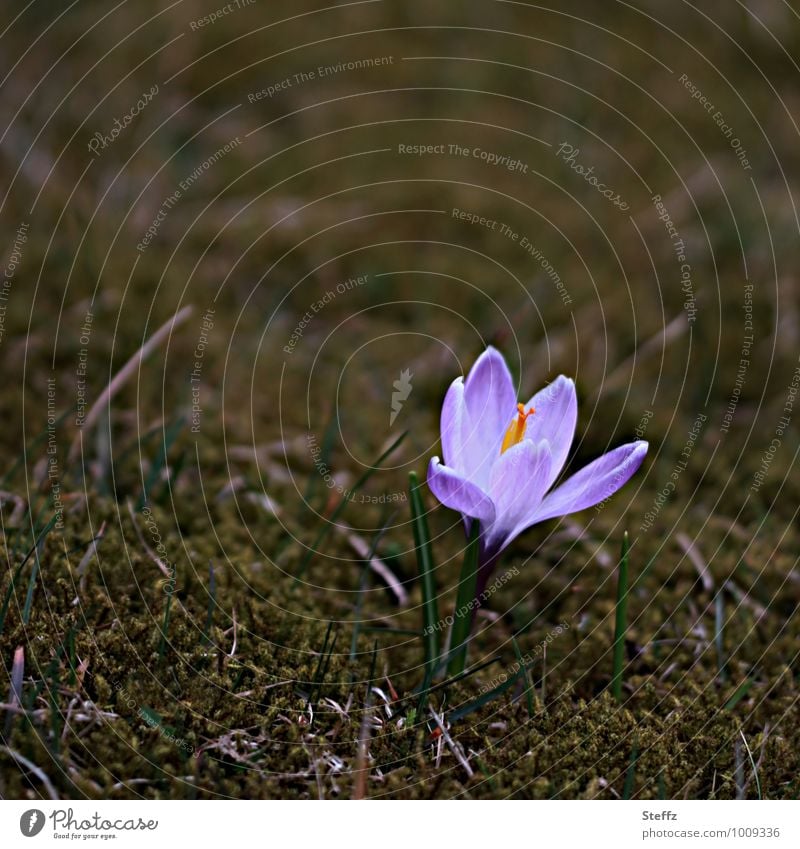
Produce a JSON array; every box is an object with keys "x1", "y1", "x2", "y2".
[{"x1": 2, "y1": 1, "x2": 800, "y2": 799}]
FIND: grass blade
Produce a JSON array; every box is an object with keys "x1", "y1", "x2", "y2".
[
  {"x1": 350, "y1": 508, "x2": 396, "y2": 660},
  {"x1": 724, "y1": 678, "x2": 753, "y2": 711},
  {"x1": 0, "y1": 517, "x2": 58, "y2": 638},
  {"x1": 715, "y1": 591, "x2": 728, "y2": 681},
  {"x1": 611, "y1": 531, "x2": 630, "y2": 703},
  {"x1": 67, "y1": 305, "x2": 194, "y2": 463},
  {"x1": 294, "y1": 430, "x2": 407, "y2": 583},
  {"x1": 137, "y1": 416, "x2": 185, "y2": 510},
  {"x1": 512, "y1": 634, "x2": 534, "y2": 717},
  {"x1": 447, "y1": 520, "x2": 480, "y2": 676},
  {"x1": 739, "y1": 729, "x2": 762, "y2": 800},
  {"x1": 201, "y1": 560, "x2": 216, "y2": 646},
  {"x1": 622, "y1": 739, "x2": 639, "y2": 799},
  {"x1": 449, "y1": 667, "x2": 525, "y2": 723},
  {"x1": 158, "y1": 563, "x2": 177, "y2": 662},
  {"x1": 4, "y1": 645, "x2": 25, "y2": 738}
]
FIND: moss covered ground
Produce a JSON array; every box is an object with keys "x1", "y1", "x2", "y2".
[{"x1": 1, "y1": 1, "x2": 799, "y2": 799}]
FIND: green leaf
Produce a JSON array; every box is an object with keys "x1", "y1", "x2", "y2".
[
  {"x1": 512, "y1": 634, "x2": 534, "y2": 717},
  {"x1": 622, "y1": 739, "x2": 639, "y2": 799},
  {"x1": 447, "y1": 520, "x2": 481, "y2": 676},
  {"x1": 611, "y1": 531, "x2": 630, "y2": 703},
  {"x1": 449, "y1": 667, "x2": 525, "y2": 723},
  {"x1": 409, "y1": 471, "x2": 439, "y2": 678},
  {"x1": 724, "y1": 678, "x2": 753, "y2": 711}
]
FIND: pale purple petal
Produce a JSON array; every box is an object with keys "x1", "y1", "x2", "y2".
[
  {"x1": 522, "y1": 375, "x2": 577, "y2": 489},
  {"x1": 440, "y1": 377, "x2": 467, "y2": 472},
  {"x1": 531, "y1": 440, "x2": 649, "y2": 524},
  {"x1": 462, "y1": 346, "x2": 517, "y2": 460},
  {"x1": 483, "y1": 439, "x2": 552, "y2": 554},
  {"x1": 427, "y1": 456, "x2": 496, "y2": 524}
]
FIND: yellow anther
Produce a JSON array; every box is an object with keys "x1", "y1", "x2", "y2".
[{"x1": 501, "y1": 403, "x2": 535, "y2": 454}]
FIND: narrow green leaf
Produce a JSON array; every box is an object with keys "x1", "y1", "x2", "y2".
[
  {"x1": 611, "y1": 531, "x2": 630, "y2": 703},
  {"x1": 158, "y1": 564, "x2": 177, "y2": 662},
  {"x1": 724, "y1": 678, "x2": 753, "y2": 711},
  {"x1": 22, "y1": 544, "x2": 44, "y2": 626},
  {"x1": 512, "y1": 634, "x2": 534, "y2": 717},
  {"x1": 294, "y1": 430, "x2": 407, "y2": 583},
  {"x1": 137, "y1": 416, "x2": 185, "y2": 510},
  {"x1": 408, "y1": 471, "x2": 439, "y2": 676},
  {"x1": 715, "y1": 591, "x2": 728, "y2": 681},
  {"x1": 201, "y1": 560, "x2": 216, "y2": 646},
  {"x1": 307, "y1": 621, "x2": 334, "y2": 708},
  {"x1": 622, "y1": 739, "x2": 639, "y2": 799},
  {"x1": 0, "y1": 517, "x2": 58, "y2": 636},
  {"x1": 447, "y1": 520, "x2": 481, "y2": 676},
  {"x1": 449, "y1": 667, "x2": 525, "y2": 723},
  {"x1": 302, "y1": 407, "x2": 338, "y2": 510}
]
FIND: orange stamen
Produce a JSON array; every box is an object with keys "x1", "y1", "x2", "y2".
[{"x1": 501, "y1": 403, "x2": 535, "y2": 454}]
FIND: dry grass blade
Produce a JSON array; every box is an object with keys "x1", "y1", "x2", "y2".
[
  {"x1": 3, "y1": 646, "x2": 25, "y2": 737},
  {"x1": 0, "y1": 746, "x2": 60, "y2": 799},
  {"x1": 68, "y1": 305, "x2": 194, "y2": 462},
  {"x1": 677, "y1": 532, "x2": 713, "y2": 593},
  {"x1": 428, "y1": 707, "x2": 473, "y2": 778},
  {"x1": 336, "y1": 521, "x2": 408, "y2": 604},
  {"x1": 352, "y1": 705, "x2": 374, "y2": 800}
]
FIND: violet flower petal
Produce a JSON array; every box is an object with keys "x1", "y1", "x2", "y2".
[
  {"x1": 522, "y1": 375, "x2": 577, "y2": 489},
  {"x1": 440, "y1": 377, "x2": 468, "y2": 473},
  {"x1": 462, "y1": 346, "x2": 516, "y2": 461},
  {"x1": 427, "y1": 456, "x2": 496, "y2": 525},
  {"x1": 484, "y1": 438, "x2": 552, "y2": 555},
  {"x1": 530, "y1": 440, "x2": 649, "y2": 524}
]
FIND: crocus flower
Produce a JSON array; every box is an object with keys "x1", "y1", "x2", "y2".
[{"x1": 427, "y1": 347, "x2": 647, "y2": 582}]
